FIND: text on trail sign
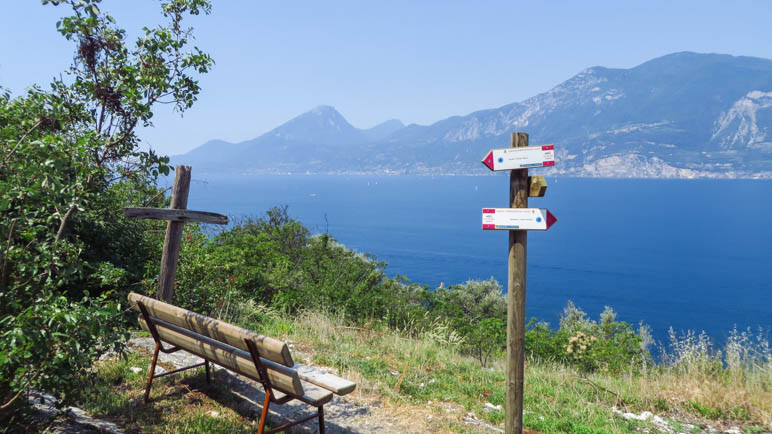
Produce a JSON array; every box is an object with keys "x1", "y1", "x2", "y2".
[
  {"x1": 481, "y1": 145, "x2": 555, "y2": 171},
  {"x1": 481, "y1": 208, "x2": 557, "y2": 231}
]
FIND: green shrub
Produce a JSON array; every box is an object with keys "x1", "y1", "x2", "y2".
[
  {"x1": 525, "y1": 302, "x2": 649, "y2": 373},
  {"x1": 429, "y1": 279, "x2": 507, "y2": 366},
  {"x1": 466, "y1": 317, "x2": 506, "y2": 367}
]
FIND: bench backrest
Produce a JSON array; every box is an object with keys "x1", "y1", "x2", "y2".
[{"x1": 128, "y1": 292, "x2": 304, "y2": 396}]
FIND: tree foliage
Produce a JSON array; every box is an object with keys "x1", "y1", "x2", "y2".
[{"x1": 0, "y1": 0, "x2": 212, "y2": 420}]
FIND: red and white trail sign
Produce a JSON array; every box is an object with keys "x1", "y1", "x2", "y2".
[
  {"x1": 481, "y1": 208, "x2": 557, "y2": 230},
  {"x1": 481, "y1": 145, "x2": 555, "y2": 171}
]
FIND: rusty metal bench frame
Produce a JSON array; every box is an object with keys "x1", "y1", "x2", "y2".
[{"x1": 137, "y1": 300, "x2": 325, "y2": 434}]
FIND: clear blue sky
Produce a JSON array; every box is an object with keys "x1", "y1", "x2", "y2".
[{"x1": 2, "y1": 1, "x2": 771, "y2": 155}]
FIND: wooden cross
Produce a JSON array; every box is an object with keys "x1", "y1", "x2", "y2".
[{"x1": 124, "y1": 165, "x2": 228, "y2": 302}]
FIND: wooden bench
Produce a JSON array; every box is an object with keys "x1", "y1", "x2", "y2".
[{"x1": 128, "y1": 292, "x2": 356, "y2": 434}]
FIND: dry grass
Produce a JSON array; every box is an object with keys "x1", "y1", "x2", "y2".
[
  {"x1": 637, "y1": 326, "x2": 772, "y2": 425},
  {"x1": 75, "y1": 302, "x2": 770, "y2": 433},
  {"x1": 638, "y1": 371, "x2": 770, "y2": 424},
  {"x1": 230, "y1": 305, "x2": 652, "y2": 432},
  {"x1": 74, "y1": 351, "x2": 258, "y2": 433},
  {"x1": 234, "y1": 304, "x2": 771, "y2": 432}
]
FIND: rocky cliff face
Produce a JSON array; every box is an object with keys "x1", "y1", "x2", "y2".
[{"x1": 712, "y1": 91, "x2": 772, "y2": 152}]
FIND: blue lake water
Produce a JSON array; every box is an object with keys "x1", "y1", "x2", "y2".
[{"x1": 180, "y1": 174, "x2": 772, "y2": 346}]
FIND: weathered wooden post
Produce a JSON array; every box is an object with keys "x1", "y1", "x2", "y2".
[
  {"x1": 159, "y1": 165, "x2": 191, "y2": 302},
  {"x1": 124, "y1": 165, "x2": 228, "y2": 302},
  {"x1": 507, "y1": 132, "x2": 529, "y2": 433},
  {"x1": 481, "y1": 133, "x2": 557, "y2": 433}
]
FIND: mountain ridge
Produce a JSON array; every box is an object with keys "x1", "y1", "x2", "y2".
[{"x1": 174, "y1": 52, "x2": 772, "y2": 178}]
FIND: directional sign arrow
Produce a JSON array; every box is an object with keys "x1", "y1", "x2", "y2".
[
  {"x1": 481, "y1": 145, "x2": 555, "y2": 171},
  {"x1": 482, "y1": 208, "x2": 557, "y2": 230}
]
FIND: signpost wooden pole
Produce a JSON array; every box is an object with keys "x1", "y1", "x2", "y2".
[
  {"x1": 507, "y1": 132, "x2": 529, "y2": 434},
  {"x1": 124, "y1": 165, "x2": 228, "y2": 303},
  {"x1": 480, "y1": 132, "x2": 557, "y2": 432}
]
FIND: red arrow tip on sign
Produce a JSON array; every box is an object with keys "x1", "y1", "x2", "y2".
[
  {"x1": 546, "y1": 210, "x2": 558, "y2": 229},
  {"x1": 481, "y1": 151, "x2": 494, "y2": 171}
]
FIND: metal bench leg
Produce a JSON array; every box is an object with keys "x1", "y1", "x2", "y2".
[
  {"x1": 144, "y1": 342, "x2": 161, "y2": 403},
  {"x1": 318, "y1": 406, "x2": 325, "y2": 434},
  {"x1": 205, "y1": 360, "x2": 211, "y2": 383},
  {"x1": 257, "y1": 388, "x2": 272, "y2": 434}
]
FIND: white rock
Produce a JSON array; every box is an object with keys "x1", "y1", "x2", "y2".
[
  {"x1": 612, "y1": 407, "x2": 677, "y2": 432},
  {"x1": 483, "y1": 402, "x2": 502, "y2": 412},
  {"x1": 129, "y1": 366, "x2": 143, "y2": 374},
  {"x1": 98, "y1": 350, "x2": 117, "y2": 362}
]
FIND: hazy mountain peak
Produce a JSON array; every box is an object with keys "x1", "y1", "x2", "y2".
[
  {"x1": 309, "y1": 104, "x2": 339, "y2": 115},
  {"x1": 201, "y1": 104, "x2": 363, "y2": 151},
  {"x1": 298, "y1": 105, "x2": 347, "y2": 123},
  {"x1": 373, "y1": 118, "x2": 404, "y2": 128},
  {"x1": 363, "y1": 119, "x2": 405, "y2": 141}
]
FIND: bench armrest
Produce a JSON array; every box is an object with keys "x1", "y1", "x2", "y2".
[{"x1": 293, "y1": 363, "x2": 356, "y2": 395}]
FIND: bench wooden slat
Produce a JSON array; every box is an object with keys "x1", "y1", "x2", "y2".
[
  {"x1": 252, "y1": 380, "x2": 334, "y2": 408},
  {"x1": 141, "y1": 316, "x2": 297, "y2": 378},
  {"x1": 294, "y1": 381, "x2": 335, "y2": 407},
  {"x1": 129, "y1": 292, "x2": 293, "y2": 367},
  {"x1": 138, "y1": 318, "x2": 300, "y2": 398},
  {"x1": 294, "y1": 364, "x2": 356, "y2": 395},
  {"x1": 138, "y1": 318, "x2": 333, "y2": 406}
]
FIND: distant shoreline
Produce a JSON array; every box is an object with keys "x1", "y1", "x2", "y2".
[{"x1": 175, "y1": 170, "x2": 772, "y2": 180}]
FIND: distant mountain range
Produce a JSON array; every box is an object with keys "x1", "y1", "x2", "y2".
[{"x1": 175, "y1": 52, "x2": 772, "y2": 178}]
